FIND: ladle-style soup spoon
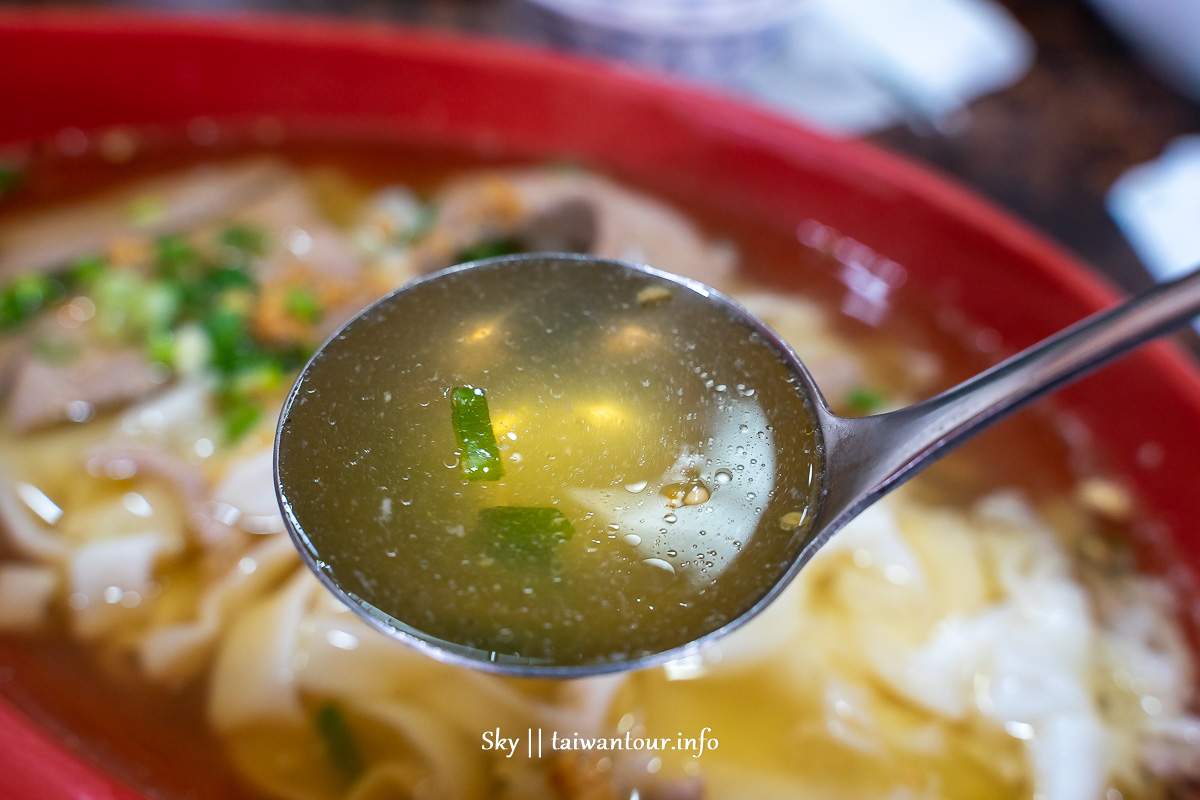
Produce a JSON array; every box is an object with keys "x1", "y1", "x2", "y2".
[{"x1": 275, "y1": 253, "x2": 1200, "y2": 678}]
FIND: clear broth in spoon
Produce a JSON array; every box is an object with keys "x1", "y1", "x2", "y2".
[{"x1": 276, "y1": 256, "x2": 824, "y2": 668}]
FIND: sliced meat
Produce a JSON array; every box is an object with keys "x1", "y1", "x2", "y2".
[
  {"x1": 0, "y1": 158, "x2": 292, "y2": 281},
  {"x1": 6, "y1": 342, "x2": 164, "y2": 431},
  {"x1": 223, "y1": 176, "x2": 363, "y2": 285},
  {"x1": 413, "y1": 169, "x2": 736, "y2": 290},
  {"x1": 225, "y1": 176, "x2": 391, "y2": 343}
]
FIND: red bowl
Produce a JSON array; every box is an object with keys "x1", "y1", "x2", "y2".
[{"x1": 1, "y1": 10, "x2": 1199, "y2": 799}]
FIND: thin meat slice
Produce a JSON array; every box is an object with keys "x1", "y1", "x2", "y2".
[
  {"x1": 413, "y1": 169, "x2": 736, "y2": 290},
  {"x1": 6, "y1": 341, "x2": 165, "y2": 431},
  {"x1": 0, "y1": 158, "x2": 292, "y2": 280},
  {"x1": 221, "y1": 175, "x2": 390, "y2": 344}
]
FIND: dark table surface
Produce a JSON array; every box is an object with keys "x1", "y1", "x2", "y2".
[{"x1": 8, "y1": 0, "x2": 1200, "y2": 297}]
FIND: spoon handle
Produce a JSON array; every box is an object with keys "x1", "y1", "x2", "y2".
[{"x1": 817, "y1": 264, "x2": 1200, "y2": 532}]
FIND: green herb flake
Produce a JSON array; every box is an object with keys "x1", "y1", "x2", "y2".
[
  {"x1": 154, "y1": 234, "x2": 197, "y2": 278},
  {"x1": 313, "y1": 702, "x2": 363, "y2": 782},
  {"x1": 478, "y1": 506, "x2": 575, "y2": 561},
  {"x1": 449, "y1": 386, "x2": 505, "y2": 481},
  {"x1": 456, "y1": 238, "x2": 521, "y2": 264},
  {"x1": 217, "y1": 387, "x2": 264, "y2": 443},
  {"x1": 203, "y1": 303, "x2": 256, "y2": 375},
  {"x1": 219, "y1": 225, "x2": 267, "y2": 256},
  {"x1": 0, "y1": 274, "x2": 67, "y2": 332},
  {"x1": 146, "y1": 330, "x2": 177, "y2": 368},
  {"x1": 845, "y1": 386, "x2": 886, "y2": 415},
  {"x1": 67, "y1": 255, "x2": 108, "y2": 287},
  {"x1": 285, "y1": 287, "x2": 324, "y2": 325}
]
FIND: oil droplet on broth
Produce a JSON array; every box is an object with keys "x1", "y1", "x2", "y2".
[{"x1": 277, "y1": 258, "x2": 824, "y2": 667}]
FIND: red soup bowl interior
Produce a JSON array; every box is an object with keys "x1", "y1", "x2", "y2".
[{"x1": 1, "y1": 10, "x2": 1199, "y2": 799}]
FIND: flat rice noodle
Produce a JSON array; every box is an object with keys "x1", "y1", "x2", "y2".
[
  {"x1": 552, "y1": 675, "x2": 626, "y2": 737},
  {"x1": 736, "y1": 293, "x2": 865, "y2": 403},
  {"x1": 85, "y1": 445, "x2": 240, "y2": 554},
  {"x1": 208, "y1": 569, "x2": 313, "y2": 731},
  {"x1": 343, "y1": 763, "x2": 427, "y2": 800},
  {"x1": 115, "y1": 377, "x2": 216, "y2": 439},
  {"x1": 210, "y1": 448, "x2": 286, "y2": 535},
  {"x1": 139, "y1": 532, "x2": 298, "y2": 683},
  {"x1": 348, "y1": 699, "x2": 489, "y2": 800},
  {"x1": 292, "y1": 611, "x2": 444, "y2": 702},
  {"x1": 1030, "y1": 712, "x2": 1108, "y2": 800},
  {"x1": 0, "y1": 467, "x2": 67, "y2": 559},
  {"x1": 69, "y1": 530, "x2": 178, "y2": 638}
]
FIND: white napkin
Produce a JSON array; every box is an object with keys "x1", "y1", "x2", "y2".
[
  {"x1": 527, "y1": 0, "x2": 1035, "y2": 137},
  {"x1": 1107, "y1": 136, "x2": 1200, "y2": 282},
  {"x1": 733, "y1": 0, "x2": 1035, "y2": 136}
]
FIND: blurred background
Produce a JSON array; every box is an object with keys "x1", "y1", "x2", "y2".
[{"x1": 5, "y1": 0, "x2": 1199, "y2": 299}]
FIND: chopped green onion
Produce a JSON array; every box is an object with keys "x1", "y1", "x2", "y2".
[
  {"x1": 154, "y1": 234, "x2": 197, "y2": 278},
  {"x1": 456, "y1": 238, "x2": 521, "y2": 264},
  {"x1": 66, "y1": 255, "x2": 107, "y2": 287},
  {"x1": 133, "y1": 280, "x2": 182, "y2": 334},
  {"x1": 845, "y1": 386, "x2": 886, "y2": 415},
  {"x1": 285, "y1": 286, "x2": 324, "y2": 325},
  {"x1": 478, "y1": 507, "x2": 575, "y2": 561},
  {"x1": 169, "y1": 323, "x2": 213, "y2": 376},
  {"x1": 0, "y1": 274, "x2": 66, "y2": 331},
  {"x1": 91, "y1": 270, "x2": 170, "y2": 339},
  {"x1": 219, "y1": 225, "x2": 267, "y2": 256},
  {"x1": 203, "y1": 303, "x2": 256, "y2": 375},
  {"x1": 449, "y1": 386, "x2": 505, "y2": 481},
  {"x1": 313, "y1": 702, "x2": 363, "y2": 782},
  {"x1": 216, "y1": 387, "x2": 264, "y2": 442},
  {"x1": 201, "y1": 264, "x2": 255, "y2": 294},
  {"x1": 230, "y1": 359, "x2": 286, "y2": 396},
  {"x1": 146, "y1": 330, "x2": 177, "y2": 368}
]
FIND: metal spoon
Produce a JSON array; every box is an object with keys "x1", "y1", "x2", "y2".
[{"x1": 275, "y1": 252, "x2": 1200, "y2": 678}]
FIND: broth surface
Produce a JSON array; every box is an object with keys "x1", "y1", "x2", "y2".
[{"x1": 279, "y1": 257, "x2": 823, "y2": 666}]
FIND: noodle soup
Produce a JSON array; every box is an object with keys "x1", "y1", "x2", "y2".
[{"x1": 0, "y1": 138, "x2": 1195, "y2": 800}]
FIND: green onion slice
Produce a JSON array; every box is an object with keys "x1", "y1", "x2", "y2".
[
  {"x1": 478, "y1": 506, "x2": 575, "y2": 560},
  {"x1": 449, "y1": 386, "x2": 505, "y2": 481},
  {"x1": 313, "y1": 702, "x2": 363, "y2": 782}
]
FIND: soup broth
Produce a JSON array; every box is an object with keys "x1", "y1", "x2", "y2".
[{"x1": 278, "y1": 257, "x2": 823, "y2": 667}]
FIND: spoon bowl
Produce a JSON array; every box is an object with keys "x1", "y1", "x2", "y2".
[
  {"x1": 276, "y1": 253, "x2": 825, "y2": 676},
  {"x1": 276, "y1": 252, "x2": 1200, "y2": 678}
]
